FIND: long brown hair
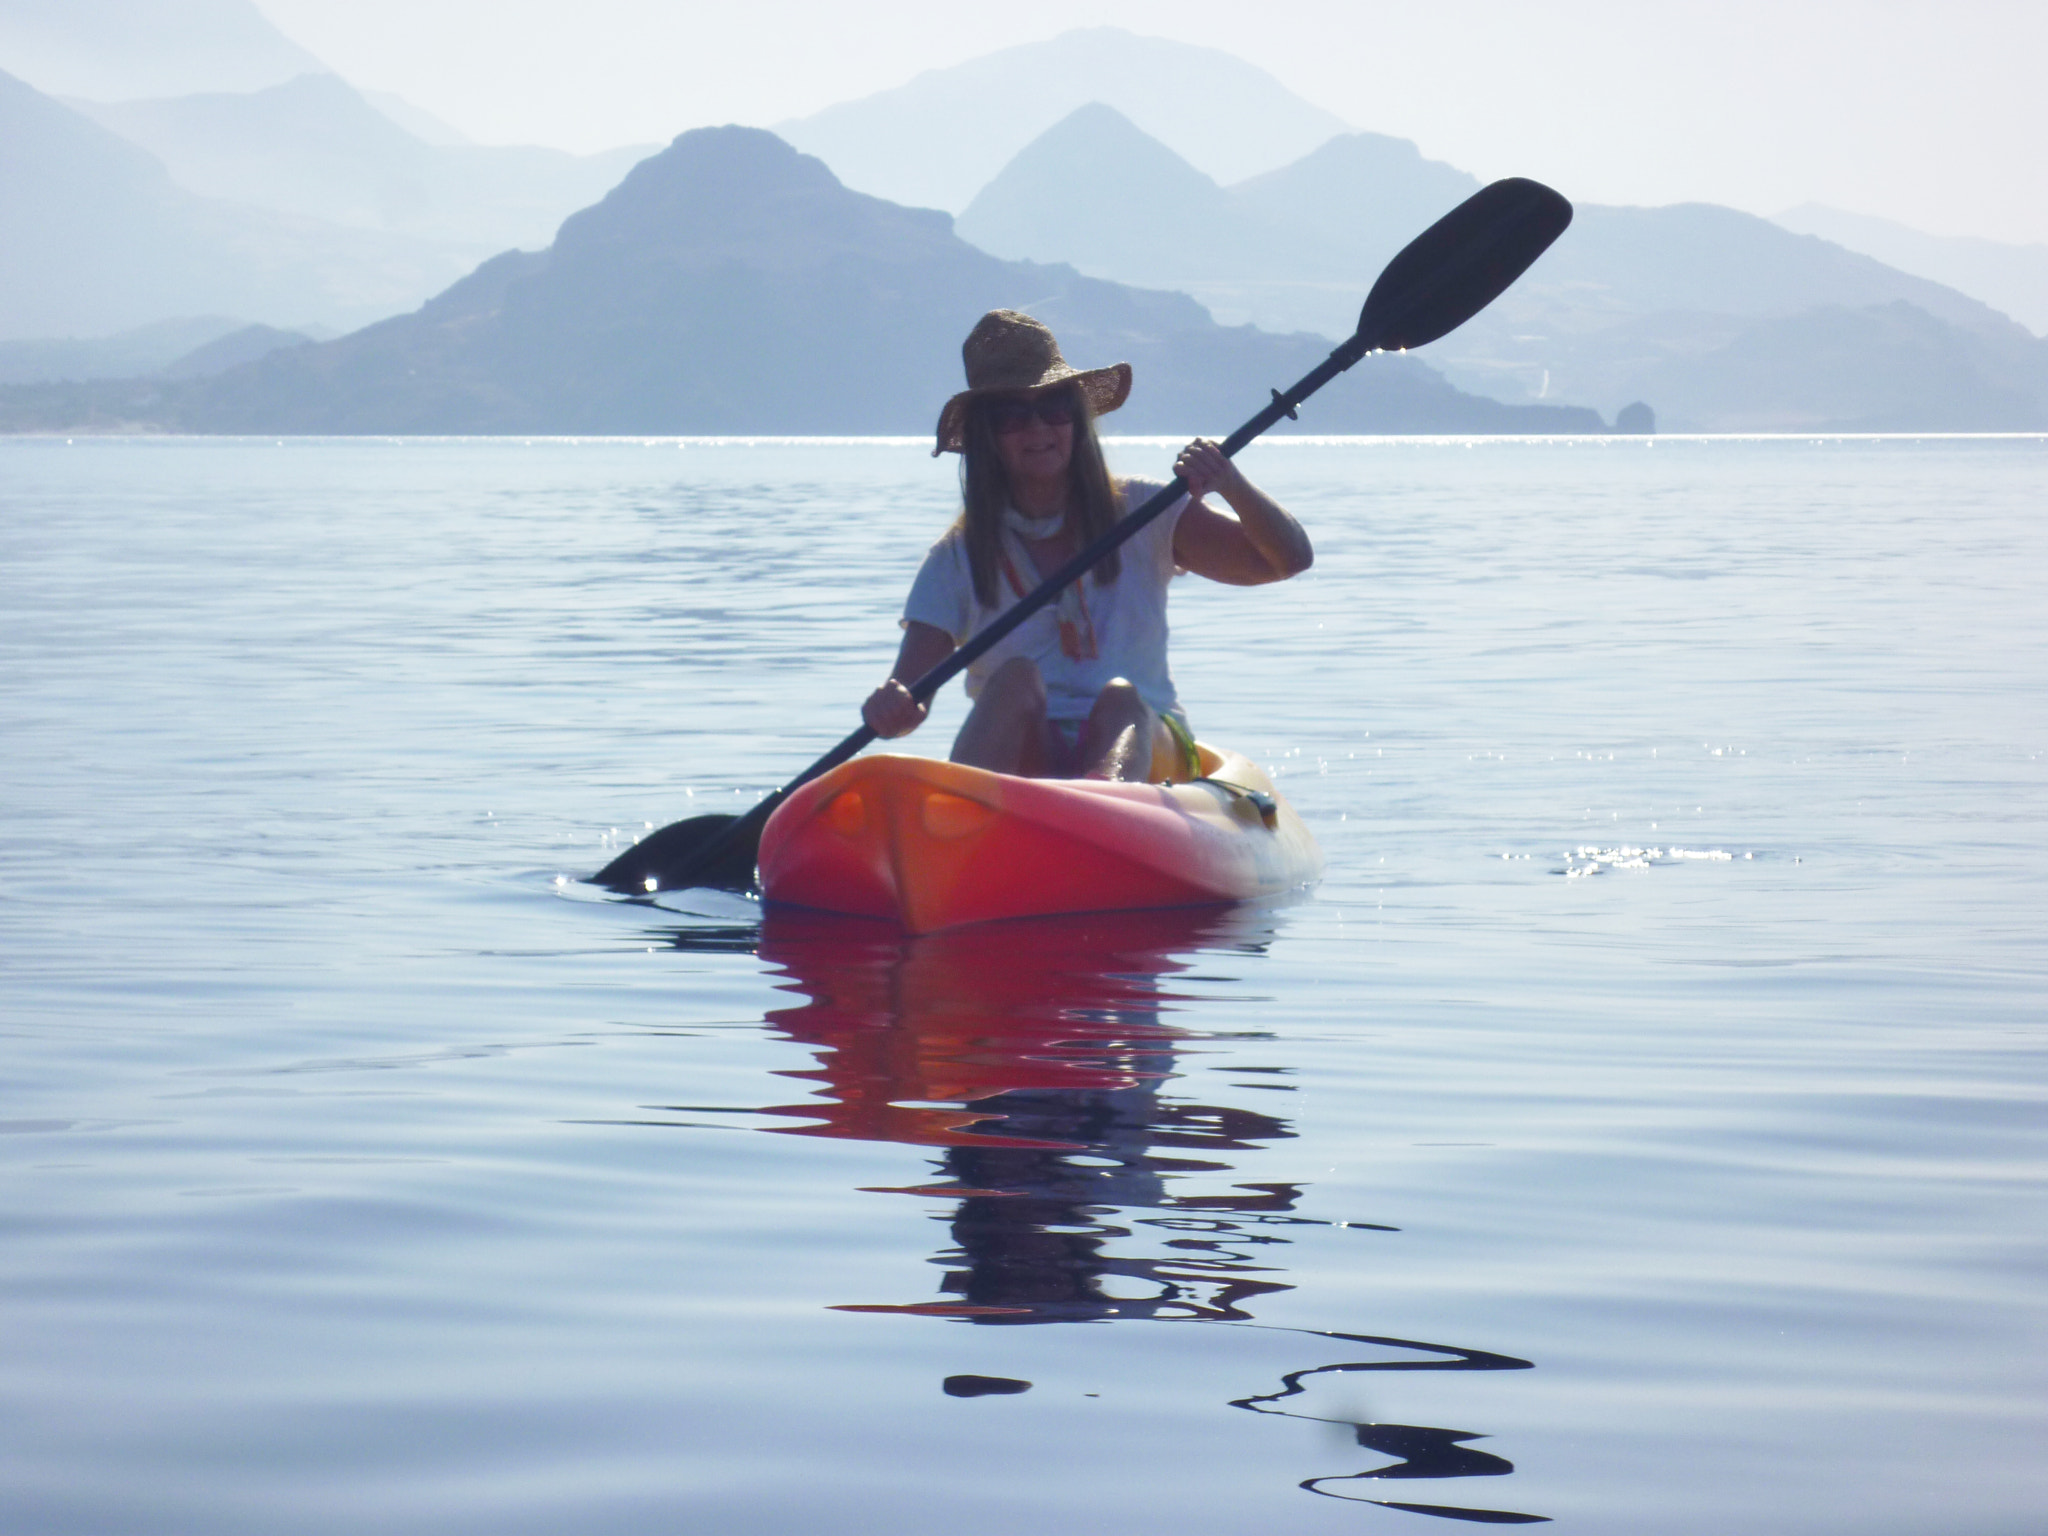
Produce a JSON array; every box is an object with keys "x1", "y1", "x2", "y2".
[{"x1": 956, "y1": 383, "x2": 1123, "y2": 608}]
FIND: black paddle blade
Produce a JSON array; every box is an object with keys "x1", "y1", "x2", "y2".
[
  {"x1": 589, "y1": 813, "x2": 759, "y2": 895},
  {"x1": 1356, "y1": 178, "x2": 1572, "y2": 353}
]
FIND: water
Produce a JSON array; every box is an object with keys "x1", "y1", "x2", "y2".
[{"x1": 3, "y1": 433, "x2": 2044, "y2": 1533}]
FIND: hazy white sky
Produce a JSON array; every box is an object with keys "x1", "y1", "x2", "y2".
[{"x1": 254, "y1": 0, "x2": 2048, "y2": 246}]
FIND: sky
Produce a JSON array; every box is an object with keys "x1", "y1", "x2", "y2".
[{"x1": 253, "y1": 0, "x2": 2048, "y2": 247}]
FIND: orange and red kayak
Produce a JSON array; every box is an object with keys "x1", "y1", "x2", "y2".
[{"x1": 757, "y1": 743, "x2": 1321, "y2": 934}]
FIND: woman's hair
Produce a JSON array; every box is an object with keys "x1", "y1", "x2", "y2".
[{"x1": 956, "y1": 382, "x2": 1122, "y2": 608}]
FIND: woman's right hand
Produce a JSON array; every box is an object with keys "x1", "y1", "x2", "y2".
[{"x1": 862, "y1": 679, "x2": 928, "y2": 738}]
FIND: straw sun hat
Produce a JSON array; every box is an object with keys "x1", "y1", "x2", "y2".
[{"x1": 932, "y1": 310, "x2": 1132, "y2": 456}]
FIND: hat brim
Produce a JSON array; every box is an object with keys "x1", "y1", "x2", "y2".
[{"x1": 932, "y1": 362, "x2": 1132, "y2": 456}]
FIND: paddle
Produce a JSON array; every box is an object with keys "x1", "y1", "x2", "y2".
[{"x1": 592, "y1": 176, "x2": 1572, "y2": 896}]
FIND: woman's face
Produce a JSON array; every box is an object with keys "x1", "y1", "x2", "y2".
[{"x1": 988, "y1": 390, "x2": 1075, "y2": 489}]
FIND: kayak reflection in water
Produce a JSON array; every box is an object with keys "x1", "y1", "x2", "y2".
[
  {"x1": 860, "y1": 310, "x2": 1313, "y2": 783},
  {"x1": 710, "y1": 906, "x2": 1546, "y2": 1524},
  {"x1": 751, "y1": 904, "x2": 1317, "y2": 1318}
]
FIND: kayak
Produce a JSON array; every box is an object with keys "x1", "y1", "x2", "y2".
[{"x1": 756, "y1": 743, "x2": 1321, "y2": 934}]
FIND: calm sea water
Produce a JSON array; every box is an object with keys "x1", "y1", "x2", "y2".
[{"x1": 3, "y1": 433, "x2": 2044, "y2": 1534}]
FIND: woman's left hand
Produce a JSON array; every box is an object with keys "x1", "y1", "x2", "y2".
[{"x1": 1175, "y1": 438, "x2": 1243, "y2": 503}]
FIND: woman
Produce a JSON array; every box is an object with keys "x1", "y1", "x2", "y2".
[{"x1": 861, "y1": 309, "x2": 1312, "y2": 782}]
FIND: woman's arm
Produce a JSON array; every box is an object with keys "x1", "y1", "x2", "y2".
[
  {"x1": 861, "y1": 620, "x2": 956, "y2": 737},
  {"x1": 1169, "y1": 438, "x2": 1314, "y2": 587}
]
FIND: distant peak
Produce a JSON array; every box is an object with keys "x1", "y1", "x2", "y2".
[
  {"x1": 1062, "y1": 99, "x2": 1132, "y2": 122},
  {"x1": 957, "y1": 98, "x2": 1225, "y2": 242},
  {"x1": 1036, "y1": 99, "x2": 1149, "y2": 142},
  {"x1": 635, "y1": 124, "x2": 842, "y2": 193},
  {"x1": 1006, "y1": 100, "x2": 1212, "y2": 175},
  {"x1": 552, "y1": 125, "x2": 955, "y2": 263},
  {"x1": 776, "y1": 29, "x2": 1348, "y2": 211}
]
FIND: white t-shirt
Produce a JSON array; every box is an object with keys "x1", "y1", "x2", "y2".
[{"x1": 902, "y1": 477, "x2": 1190, "y2": 723}]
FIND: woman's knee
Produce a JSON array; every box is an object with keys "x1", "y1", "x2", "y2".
[{"x1": 1088, "y1": 677, "x2": 1148, "y2": 723}]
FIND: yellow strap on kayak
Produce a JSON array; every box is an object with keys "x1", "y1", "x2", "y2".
[{"x1": 1159, "y1": 711, "x2": 1201, "y2": 783}]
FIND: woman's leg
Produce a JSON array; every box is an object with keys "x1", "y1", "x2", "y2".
[
  {"x1": 951, "y1": 657, "x2": 1061, "y2": 776},
  {"x1": 1077, "y1": 678, "x2": 1174, "y2": 782}
]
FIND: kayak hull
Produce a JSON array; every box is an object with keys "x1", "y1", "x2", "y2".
[{"x1": 757, "y1": 745, "x2": 1321, "y2": 934}]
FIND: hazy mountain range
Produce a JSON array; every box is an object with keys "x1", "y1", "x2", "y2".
[
  {"x1": 0, "y1": 0, "x2": 321, "y2": 100},
  {"x1": 955, "y1": 102, "x2": 2048, "y2": 430},
  {"x1": 0, "y1": 66, "x2": 476, "y2": 339},
  {"x1": 777, "y1": 27, "x2": 1349, "y2": 215},
  {"x1": 957, "y1": 105, "x2": 1472, "y2": 329},
  {"x1": 0, "y1": 128, "x2": 1600, "y2": 436},
  {"x1": 68, "y1": 73, "x2": 650, "y2": 257},
  {"x1": 0, "y1": 315, "x2": 316, "y2": 385},
  {"x1": 1441, "y1": 205, "x2": 2048, "y2": 431},
  {"x1": 0, "y1": 0, "x2": 652, "y2": 347},
  {"x1": 0, "y1": 64, "x2": 653, "y2": 342},
  {"x1": 1774, "y1": 204, "x2": 2048, "y2": 336},
  {"x1": 2, "y1": 16, "x2": 2041, "y2": 432}
]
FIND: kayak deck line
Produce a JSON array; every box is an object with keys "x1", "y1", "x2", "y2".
[{"x1": 757, "y1": 744, "x2": 1322, "y2": 934}]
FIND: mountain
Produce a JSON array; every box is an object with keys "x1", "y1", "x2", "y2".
[
  {"x1": 1775, "y1": 204, "x2": 2048, "y2": 337},
  {"x1": 0, "y1": 315, "x2": 244, "y2": 383},
  {"x1": 0, "y1": 317, "x2": 313, "y2": 385},
  {"x1": 958, "y1": 106, "x2": 1466, "y2": 335},
  {"x1": 955, "y1": 103, "x2": 1301, "y2": 291},
  {"x1": 9, "y1": 128, "x2": 1604, "y2": 436},
  {"x1": 0, "y1": 0, "x2": 324, "y2": 99},
  {"x1": 1425, "y1": 203, "x2": 2048, "y2": 420},
  {"x1": 0, "y1": 67, "x2": 483, "y2": 339},
  {"x1": 956, "y1": 105, "x2": 2048, "y2": 430},
  {"x1": 1232, "y1": 132, "x2": 1482, "y2": 271},
  {"x1": 158, "y1": 322, "x2": 312, "y2": 380},
  {"x1": 1609, "y1": 300, "x2": 2048, "y2": 433},
  {"x1": 71, "y1": 73, "x2": 652, "y2": 257},
  {"x1": 777, "y1": 27, "x2": 1349, "y2": 214}
]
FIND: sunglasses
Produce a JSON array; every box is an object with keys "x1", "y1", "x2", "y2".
[{"x1": 986, "y1": 395, "x2": 1076, "y2": 434}]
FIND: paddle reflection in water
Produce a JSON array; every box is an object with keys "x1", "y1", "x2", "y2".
[{"x1": 659, "y1": 905, "x2": 1545, "y2": 1524}]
